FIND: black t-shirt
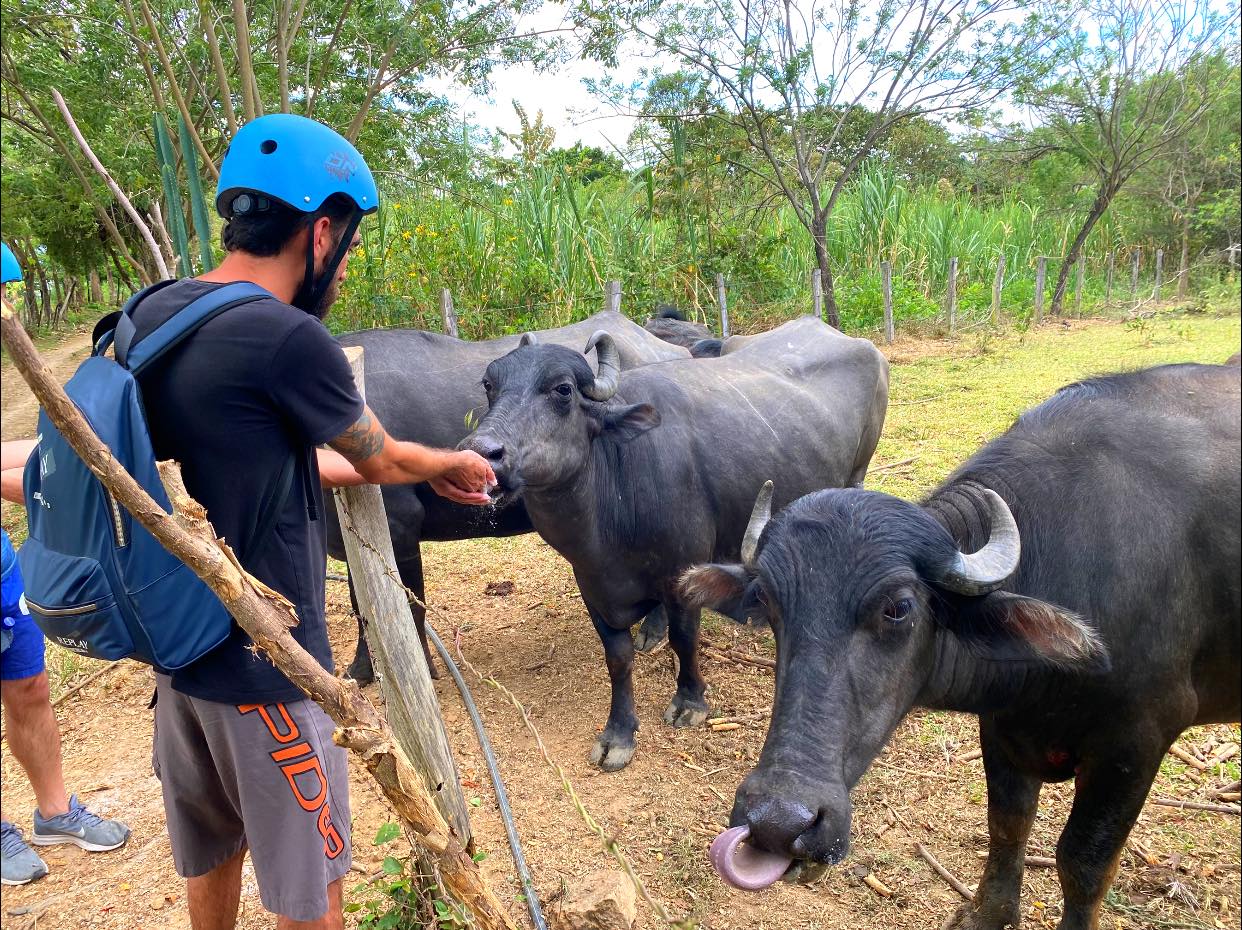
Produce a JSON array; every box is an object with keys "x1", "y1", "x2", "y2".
[{"x1": 131, "y1": 279, "x2": 363, "y2": 703}]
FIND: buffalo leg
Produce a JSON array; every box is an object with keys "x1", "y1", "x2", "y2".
[
  {"x1": 633, "y1": 605, "x2": 668, "y2": 652},
  {"x1": 1053, "y1": 740, "x2": 1167, "y2": 930},
  {"x1": 943, "y1": 720, "x2": 1042, "y2": 929},
  {"x1": 345, "y1": 573, "x2": 375, "y2": 684},
  {"x1": 588, "y1": 609, "x2": 640, "y2": 772},
  {"x1": 662, "y1": 603, "x2": 709, "y2": 728}
]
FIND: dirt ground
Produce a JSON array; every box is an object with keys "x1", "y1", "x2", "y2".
[{"x1": 1, "y1": 315, "x2": 1239, "y2": 930}]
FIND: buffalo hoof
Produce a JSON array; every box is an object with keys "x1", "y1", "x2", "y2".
[
  {"x1": 347, "y1": 653, "x2": 376, "y2": 686},
  {"x1": 663, "y1": 695, "x2": 709, "y2": 728},
  {"x1": 938, "y1": 904, "x2": 1011, "y2": 930},
  {"x1": 633, "y1": 617, "x2": 668, "y2": 653},
  {"x1": 590, "y1": 733, "x2": 637, "y2": 772}
]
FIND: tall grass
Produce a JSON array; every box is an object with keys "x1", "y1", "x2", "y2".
[{"x1": 334, "y1": 164, "x2": 1231, "y2": 338}]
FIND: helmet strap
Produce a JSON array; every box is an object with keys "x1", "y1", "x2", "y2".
[{"x1": 292, "y1": 210, "x2": 363, "y2": 316}]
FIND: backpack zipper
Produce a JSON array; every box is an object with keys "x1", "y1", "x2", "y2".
[
  {"x1": 26, "y1": 599, "x2": 99, "y2": 617},
  {"x1": 106, "y1": 490, "x2": 128, "y2": 547}
]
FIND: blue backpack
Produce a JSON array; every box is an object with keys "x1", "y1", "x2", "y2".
[{"x1": 19, "y1": 281, "x2": 294, "y2": 671}]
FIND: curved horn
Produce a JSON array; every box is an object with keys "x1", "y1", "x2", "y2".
[
  {"x1": 934, "y1": 489, "x2": 1022, "y2": 595},
  {"x1": 583, "y1": 330, "x2": 621, "y2": 401},
  {"x1": 741, "y1": 480, "x2": 774, "y2": 567},
  {"x1": 519, "y1": 332, "x2": 539, "y2": 347}
]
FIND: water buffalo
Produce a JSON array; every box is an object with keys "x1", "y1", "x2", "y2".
[
  {"x1": 643, "y1": 305, "x2": 713, "y2": 350},
  {"x1": 326, "y1": 311, "x2": 689, "y2": 682},
  {"x1": 682, "y1": 362, "x2": 1241, "y2": 929},
  {"x1": 462, "y1": 317, "x2": 889, "y2": 770}
]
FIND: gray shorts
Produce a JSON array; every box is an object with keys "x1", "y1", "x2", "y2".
[{"x1": 152, "y1": 674, "x2": 352, "y2": 921}]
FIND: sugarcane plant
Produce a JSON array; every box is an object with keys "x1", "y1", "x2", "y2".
[{"x1": 153, "y1": 111, "x2": 215, "y2": 276}]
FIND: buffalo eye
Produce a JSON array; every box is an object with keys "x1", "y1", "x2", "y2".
[
  {"x1": 553, "y1": 382, "x2": 573, "y2": 398},
  {"x1": 882, "y1": 596, "x2": 915, "y2": 624},
  {"x1": 481, "y1": 378, "x2": 493, "y2": 395}
]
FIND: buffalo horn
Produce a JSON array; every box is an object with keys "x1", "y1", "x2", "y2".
[
  {"x1": 934, "y1": 489, "x2": 1022, "y2": 595},
  {"x1": 583, "y1": 331, "x2": 621, "y2": 401},
  {"x1": 741, "y1": 480, "x2": 774, "y2": 567},
  {"x1": 519, "y1": 332, "x2": 539, "y2": 347}
]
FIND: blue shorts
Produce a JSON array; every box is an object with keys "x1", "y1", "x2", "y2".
[
  {"x1": 1, "y1": 611, "x2": 46, "y2": 681},
  {"x1": 2, "y1": 529, "x2": 46, "y2": 682}
]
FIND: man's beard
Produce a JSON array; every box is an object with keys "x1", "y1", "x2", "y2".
[{"x1": 307, "y1": 273, "x2": 341, "y2": 320}]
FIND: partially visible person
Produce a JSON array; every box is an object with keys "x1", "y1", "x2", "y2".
[{"x1": 2, "y1": 251, "x2": 130, "y2": 884}]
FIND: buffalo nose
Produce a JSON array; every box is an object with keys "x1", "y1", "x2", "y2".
[
  {"x1": 742, "y1": 796, "x2": 819, "y2": 856},
  {"x1": 471, "y1": 436, "x2": 506, "y2": 463}
]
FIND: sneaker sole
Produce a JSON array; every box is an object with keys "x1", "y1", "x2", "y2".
[
  {"x1": 30, "y1": 834, "x2": 128, "y2": 852},
  {"x1": 2, "y1": 872, "x2": 47, "y2": 885}
]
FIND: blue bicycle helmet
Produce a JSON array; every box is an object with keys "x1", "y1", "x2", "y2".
[
  {"x1": 215, "y1": 114, "x2": 378, "y2": 313},
  {"x1": 1, "y1": 243, "x2": 21, "y2": 284}
]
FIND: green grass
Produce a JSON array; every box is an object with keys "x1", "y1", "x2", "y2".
[{"x1": 869, "y1": 306, "x2": 1241, "y2": 501}]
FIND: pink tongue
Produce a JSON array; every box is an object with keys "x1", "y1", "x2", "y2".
[{"x1": 708, "y1": 825, "x2": 794, "y2": 891}]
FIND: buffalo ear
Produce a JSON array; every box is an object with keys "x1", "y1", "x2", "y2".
[
  {"x1": 951, "y1": 592, "x2": 1109, "y2": 671},
  {"x1": 601, "y1": 403, "x2": 661, "y2": 442},
  {"x1": 679, "y1": 563, "x2": 748, "y2": 613}
]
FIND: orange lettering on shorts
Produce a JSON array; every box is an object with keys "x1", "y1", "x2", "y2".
[
  {"x1": 318, "y1": 804, "x2": 345, "y2": 859},
  {"x1": 237, "y1": 702, "x2": 300, "y2": 743},
  {"x1": 238, "y1": 702, "x2": 344, "y2": 859}
]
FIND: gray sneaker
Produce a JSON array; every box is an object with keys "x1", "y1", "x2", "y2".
[
  {"x1": 31, "y1": 795, "x2": 130, "y2": 852},
  {"x1": 1, "y1": 820, "x2": 48, "y2": 885}
]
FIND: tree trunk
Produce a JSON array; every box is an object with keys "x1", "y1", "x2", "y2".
[
  {"x1": 1177, "y1": 214, "x2": 1191, "y2": 299},
  {"x1": 1050, "y1": 181, "x2": 1116, "y2": 316},
  {"x1": 89, "y1": 269, "x2": 103, "y2": 304},
  {"x1": 811, "y1": 212, "x2": 840, "y2": 328}
]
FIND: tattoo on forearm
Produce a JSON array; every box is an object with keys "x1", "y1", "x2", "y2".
[{"x1": 331, "y1": 410, "x2": 386, "y2": 463}]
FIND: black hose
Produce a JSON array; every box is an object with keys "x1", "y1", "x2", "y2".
[{"x1": 425, "y1": 625, "x2": 548, "y2": 930}]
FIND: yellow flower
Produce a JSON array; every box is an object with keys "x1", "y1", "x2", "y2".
[
  {"x1": 392, "y1": 202, "x2": 402, "y2": 210},
  {"x1": 507, "y1": 235, "x2": 517, "y2": 243},
  {"x1": 503, "y1": 197, "x2": 514, "y2": 206},
  {"x1": 715, "y1": 154, "x2": 722, "y2": 162},
  {"x1": 687, "y1": 264, "x2": 696, "y2": 273},
  {"x1": 402, "y1": 230, "x2": 412, "y2": 241}
]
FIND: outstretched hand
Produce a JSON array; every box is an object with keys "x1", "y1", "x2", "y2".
[{"x1": 428, "y1": 450, "x2": 496, "y2": 506}]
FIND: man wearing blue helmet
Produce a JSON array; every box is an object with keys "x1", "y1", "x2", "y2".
[{"x1": 121, "y1": 115, "x2": 495, "y2": 930}]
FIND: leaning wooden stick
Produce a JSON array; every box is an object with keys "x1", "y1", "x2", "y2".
[{"x1": 0, "y1": 301, "x2": 516, "y2": 930}]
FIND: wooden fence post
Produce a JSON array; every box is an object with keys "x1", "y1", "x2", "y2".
[
  {"x1": 1074, "y1": 255, "x2": 1085, "y2": 315},
  {"x1": 811, "y1": 268, "x2": 823, "y2": 321},
  {"x1": 946, "y1": 257, "x2": 958, "y2": 334},
  {"x1": 1034, "y1": 256, "x2": 1047, "y2": 323},
  {"x1": 1152, "y1": 249, "x2": 1164, "y2": 300},
  {"x1": 334, "y1": 347, "x2": 473, "y2": 844},
  {"x1": 881, "y1": 260, "x2": 894, "y2": 344},
  {"x1": 1105, "y1": 252, "x2": 1115, "y2": 304},
  {"x1": 604, "y1": 279, "x2": 622, "y2": 314},
  {"x1": 715, "y1": 272, "x2": 730, "y2": 337},
  {"x1": 440, "y1": 289, "x2": 458, "y2": 337},
  {"x1": 1131, "y1": 248, "x2": 1141, "y2": 303},
  {"x1": 991, "y1": 253, "x2": 1006, "y2": 325}
]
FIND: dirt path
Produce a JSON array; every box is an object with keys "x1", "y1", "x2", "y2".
[{"x1": 2, "y1": 328, "x2": 94, "y2": 440}]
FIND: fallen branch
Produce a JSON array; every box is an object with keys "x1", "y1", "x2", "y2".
[
  {"x1": 701, "y1": 646, "x2": 776, "y2": 670},
  {"x1": 0, "y1": 301, "x2": 514, "y2": 930},
  {"x1": 852, "y1": 865, "x2": 894, "y2": 897},
  {"x1": 974, "y1": 851, "x2": 1056, "y2": 868},
  {"x1": 1168, "y1": 744, "x2": 1208, "y2": 771},
  {"x1": 1150, "y1": 797, "x2": 1241, "y2": 816},
  {"x1": 52, "y1": 663, "x2": 117, "y2": 707},
  {"x1": 953, "y1": 748, "x2": 983, "y2": 764},
  {"x1": 916, "y1": 843, "x2": 974, "y2": 902},
  {"x1": 868, "y1": 456, "x2": 918, "y2": 474}
]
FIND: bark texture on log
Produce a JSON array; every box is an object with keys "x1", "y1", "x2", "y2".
[{"x1": 0, "y1": 300, "x2": 515, "y2": 930}]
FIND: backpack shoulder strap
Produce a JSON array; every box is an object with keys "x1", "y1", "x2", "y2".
[
  {"x1": 119, "y1": 281, "x2": 274, "y2": 373},
  {"x1": 99, "y1": 280, "x2": 178, "y2": 359}
]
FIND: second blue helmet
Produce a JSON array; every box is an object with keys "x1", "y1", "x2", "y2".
[
  {"x1": 1, "y1": 242, "x2": 22, "y2": 284},
  {"x1": 215, "y1": 114, "x2": 378, "y2": 218}
]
